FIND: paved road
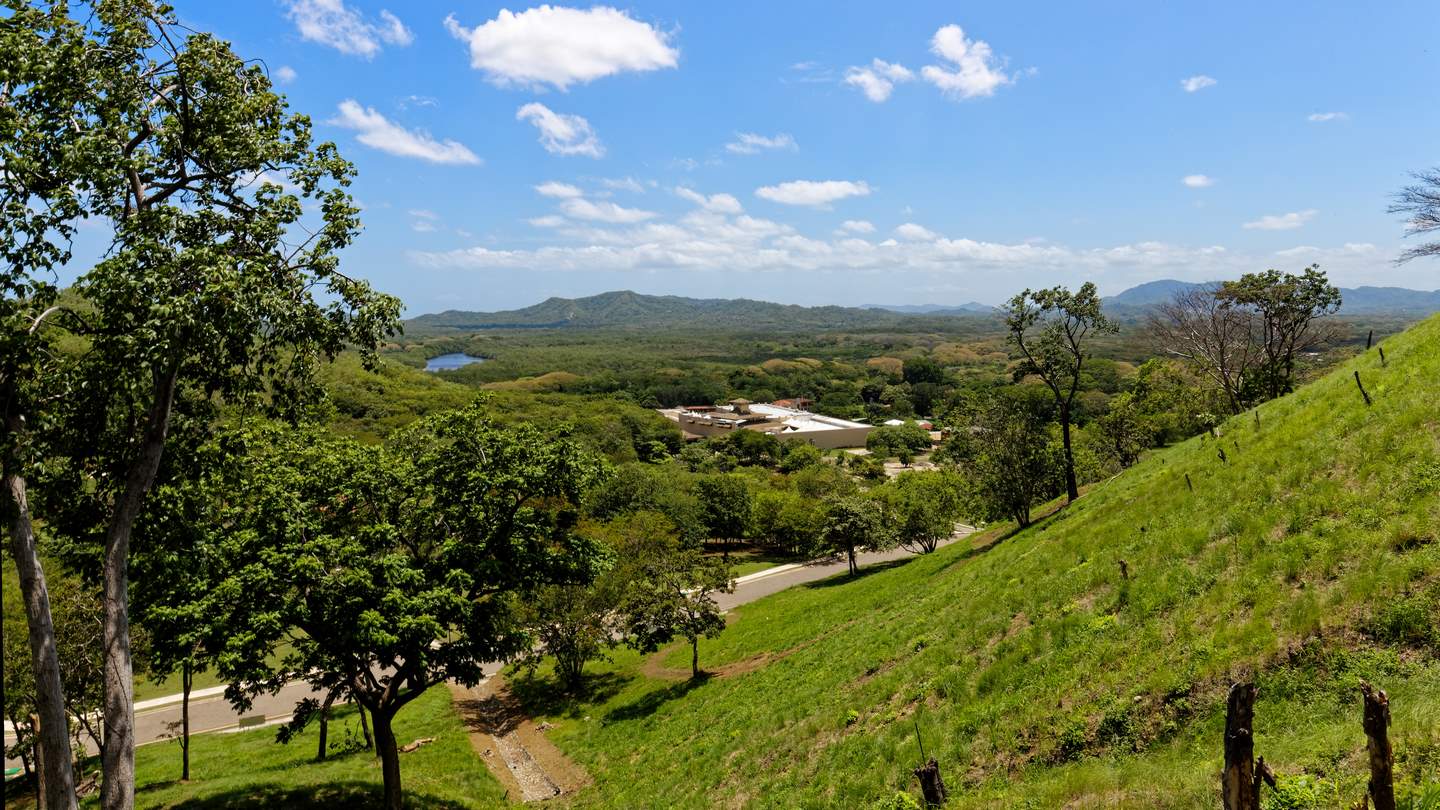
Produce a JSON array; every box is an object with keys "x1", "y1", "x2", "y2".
[{"x1": 4, "y1": 526, "x2": 973, "y2": 768}]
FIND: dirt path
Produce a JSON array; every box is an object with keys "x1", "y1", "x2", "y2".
[{"x1": 449, "y1": 675, "x2": 589, "y2": 803}]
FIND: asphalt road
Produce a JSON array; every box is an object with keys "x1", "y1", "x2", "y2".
[{"x1": 4, "y1": 526, "x2": 973, "y2": 769}]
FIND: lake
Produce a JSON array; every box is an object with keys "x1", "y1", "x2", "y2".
[{"x1": 425, "y1": 353, "x2": 486, "y2": 372}]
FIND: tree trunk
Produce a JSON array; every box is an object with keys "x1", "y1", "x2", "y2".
[
  {"x1": 102, "y1": 368, "x2": 178, "y2": 810},
  {"x1": 1360, "y1": 682, "x2": 1395, "y2": 810},
  {"x1": 691, "y1": 637, "x2": 700, "y2": 679},
  {"x1": 317, "y1": 689, "x2": 337, "y2": 761},
  {"x1": 5, "y1": 472, "x2": 80, "y2": 810},
  {"x1": 371, "y1": 707, "x2": 404, "y2": 810},
  {"x1": 1222, "y1": 682, "x2": 1260, "y2": 810},
  {"x1": 181, "y1": 663, "x2": 191, "y2": 780},
  {"x1": 847, "y1": 540, "x2": 857, "y2": 577},
  {"x1": 358, "y1": 702, "x2": 373, "y2": 750},
  {"x1": 1059, "y1": 404, "x2": 1079, "y2": 502}
]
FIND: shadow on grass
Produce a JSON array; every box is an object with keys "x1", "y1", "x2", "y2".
[
  {"x1": 508, "y1": 670, "x2": 633, "y2": 720},
  {"x1": 165, "y1": 781, "x2": 469, "y2": 809},
  {"x1": 801, "y1": 558, "x2": 910, "y2": 589},
  {"x1": 603, "y1": 676, "x2": 709, "y2": 723},
  {"x1": 937, "y1": 506, "x2": 1068, "y2": 573}
]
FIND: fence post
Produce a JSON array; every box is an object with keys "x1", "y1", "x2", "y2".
[
  {"x1": 1222, "y1": 683, "x2": 1261, "y2": 810},
  {"x1": 1360, "y1": 682, "x2": 1396, "y2": 810}
]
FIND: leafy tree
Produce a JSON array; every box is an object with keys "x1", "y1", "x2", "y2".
[
  {"x1": 586, "y1": 463, "x2": 706, "y2": 544},
  {"x1": 1217, "y1": 266, "x2": 1341, "y2": 400},
  {"x1": 1004, "y1": 283, "x2": 1117, "y2": 502},
  {"x1": 822, "y1": 495, "x2": 892, "y2": 576},
  {"x1": 615, "y1": 518, "x2": 734, "y2": 679},
  {"x1": 1094, "y1": 392, "x2": 1150, "y2": 468},
  {"x1": 902, "y1": 356, "x2": 946, "y2": 386},
  {"x1": 721, "y1": 429, "x2": 784, "y2": 468},
  {"x1": 866, "y1": 422, "x2": 931, "y2": 460},
  {"x1": 750, "y1": 490, "x2": 827, "y2": 556},
  {"x1": 199, "y1": 407, "x2": 606, "y2": 810},
  {"x1": 696, "y1": 474, "x2": 753, "y2": 548},
  {"x1": 877, "y1": 470, "x2": 971, "y2": 553},
  {"x1": 947, "y1": 398, "x2": 1063, "y2": 528},
  {"x1": 6, "y1": 5, "x2": 400, "y2": 806},
  {"x1": 1389, "y1": 166, "x2": 1440, "y2": 263},
  {"x1": 513, "y1": 548, "x2": 619, "y2": 693},
  {"x1": 778, "y1": 441, "x2": 824, "y2": 473}
]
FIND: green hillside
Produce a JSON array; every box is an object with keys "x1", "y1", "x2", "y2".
[
  {"x1": 401, "y1": 290, "x2": 998, "y2": 334},
  {"x1": 518, "y1": 314, "x2": 1440, "y2": 807}
]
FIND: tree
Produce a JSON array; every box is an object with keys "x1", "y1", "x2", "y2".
[
  {"x1": 695, "y1": 474, "x2": 753, "y2": 553},
  {"x1": 615, "y1": 519, "x2": 734, "y2": 679},
  {"x1": 1389, "y1": 167, "x2": 1440, "y2": 263},
  {"x1": 866, "y1": 422, "x2": 931, "y2": 460},
  {"x1": 200, "y1": 407, "x2": 606, "y2": 810},
  {"x1": 1094, "y1": 392, "x2": 1149, "y2": 468},
  {"x1": 1217, "y1": 266, "x2": 1341, "y2": 400},
  {"x1": 1005, "y1": 283, "x2": 1117, "y2": 502},
  {"x1": 948, "y1": 398, "x2": 1063, "y2": 528},
  {"x1": 902, "y1": 356, "x2": 946, "y2": 386},
  {"x1": 778, "y1": 441, "x2": 823, "y2": 473},
  {"x1": 821, "y1": 495, "x2": 892, "y2": 576},
  {"x1": 7, "y1": 5, "x2": 400, "y2": 807},
  {"x1": 878, "y1": 470, "x2": 971, "y2": 554},
  {"x1": 514, "y1": 562, "x2": 620, "y2": 693},
  {"x1": 1147, "y1": 285, "x2": 1263, "y2": 415}
]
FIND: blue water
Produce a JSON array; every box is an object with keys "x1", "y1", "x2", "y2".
[{"x1": 425, "y1": 353, "x2": 486, "y2": 372}]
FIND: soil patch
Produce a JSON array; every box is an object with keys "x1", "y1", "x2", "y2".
[{"x1": 449, "y1": 674, "x2": 590, "y2": 803}]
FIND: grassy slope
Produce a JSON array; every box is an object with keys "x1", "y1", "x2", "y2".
[
  {"x1": 519, "y1": 315, "x2": 1440, "y2": 808},
  {"x1": 108, "y1": 688, "x2": 504, "y2": 809}
]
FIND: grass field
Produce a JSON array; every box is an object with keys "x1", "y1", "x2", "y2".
[
  {"x1": 80, "y1": 687, "x2": 503, "y2": 809},
  {"x1": 507, "y1": 314, "x2": 1440, "y2": 808}
]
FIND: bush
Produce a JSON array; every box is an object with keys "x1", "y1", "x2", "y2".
[
  {"x1": 871, "y1": 791, "x2": 922, "y2": 810},
  {"x1": 1262, "y1": 774, "x2": 1334, "y2": 810}
]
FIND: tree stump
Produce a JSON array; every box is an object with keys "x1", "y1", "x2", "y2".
[
  {"x1": 1222, "y1": 682, "x2": 1260, "y2": 810},
  {"x1": 913, "y1": 758, "x2": 947, "y2": 807},
  {"x1": 1360, "y1": 682, "x2": 1395, "y2": 810}
]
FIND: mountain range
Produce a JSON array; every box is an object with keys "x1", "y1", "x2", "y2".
[{"x1": 405, "y1": 282, "x2": 1440, "y2": 333}]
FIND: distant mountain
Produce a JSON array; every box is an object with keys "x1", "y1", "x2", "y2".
[
  {"x1": 863, "y1": 302, "x2": 998, "y2": 315},
  {"x1": 1101, "y1": 279, "x2": 1440, "y2": 316},
  {"x1": 1102, "y1": 279, "x2": 1211, "y2": 308},
  {"x1": 404, "y1": 290, "x2": 998, "y2": 334}
]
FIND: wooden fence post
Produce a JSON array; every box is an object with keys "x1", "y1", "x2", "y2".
[
  {"x1": 1360, "y1": 682, "x2": 1395, "y2": 810},
  {"x1": 1222, "y1": 682, "x2": 1260, "y2": 810},
  {"x1": 1354, "y1": 371, "x2": 1372, "y2": 406},
  {"x1": 914, "y1": 759, "x2": 947, "y2": 807}
]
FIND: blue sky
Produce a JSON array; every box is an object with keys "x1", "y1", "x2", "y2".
[{"x1": 160, "y1": 1, "x2": 1439, "y2": 313}]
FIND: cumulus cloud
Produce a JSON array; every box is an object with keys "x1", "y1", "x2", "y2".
[
  {"x1": 838, "y1": 219, "x2": 876, "y2": 234},
  {"x1": 274, "y1": 65, "x2": 298, "y2": 84},
  {"x1": 755, "y1": 180, "x2": 871, "y2": 208},
  {"x1": 1243, "y1": 209, "x2": 1317, "y2": 230},
  {"x1": 1181, "y1": 75, "x2": 1217, "y2": 93},
  {"x1": 843, "y1": 59, "x2": 914, "y2": 102},
  {"x1": 725, "y1": 132, "x2": 799, "y2": 155},
  {"x1": 516, "y1": 103, "x2": 604, "y2": 158},
  {"x1": 601, "y1": 176, "x2": 646, "y2": 193},
  {"x1": 444, "y1": 6, "x2": 678, "y2": 90},
  {"x1": 920, "y1": 25, "x2": 1014, "y2": 100},
  {"x1": 330, "y1": 100, "x2": 481, "y2": 164},
  {"x1": 1182, "y1": 174, "x2": 1215, "y2": 188},
  {"x1": 1307, "y1": 112, "x2": 1348, "y2": 122},
  {"x1": 558, "y1": 197, "x2": 656, "y2": 223},
  {"x1": 676, "y1": 187, "x2": 744, "y2": 214},
  {"x1": 285, "y1": 0, "x2": 412, "y2": 58},
  {"x1": 895, "y1": 222, "x2": 939, "y2": 241},
  {"x1": 535, "y1": 181, "x2": 583, "y2": 198}
]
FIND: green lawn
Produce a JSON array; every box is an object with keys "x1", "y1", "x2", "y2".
[
  {"x1": 103, "y1": 687, "x2": 504, "y2": 809},
  {"x1": 506, "y1": 314, "x2": 1440, "y2": 808},
  {"x1": 710, "y1": 546, "x2": 798, "y2": 579}
]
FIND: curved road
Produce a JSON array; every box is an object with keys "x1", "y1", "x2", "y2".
[{"x1": 4, "y1": 527, "x2": 973, "y2": 767}]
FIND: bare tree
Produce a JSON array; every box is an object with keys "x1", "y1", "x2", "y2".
[
  {"x1": 1389, "y1": 167, "x2": 1440, "y2": 263},
  {"x1": 1147, "y1": 286, "x2": 1262, "y2": 414}
]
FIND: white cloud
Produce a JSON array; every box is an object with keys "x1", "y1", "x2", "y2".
[
  {"x1": 558, "y1": 197, "x2": 656, "y2": 223},
  {"x1": 274, "y1": 65, "x2": 298, "y2": 84},
  {"x1": 409, "y1": 208, "x2": 439, "y2": 219},
  {"x1": 285, "y1": 0, "x2": 412, "y2": 58},
  {"x1": 676, "y1": 187, "x2": 743, "y2": 214},
  {"x1": 1307, "y1": 112, "x2": 1348, "y2": 122},
  {"x1": 409, "y1": 208, "x2": 440, "y2": 232},
  {"x1": 444, "y1": 6, "x2": 678, "y2": 90},
  {"x1": 755, "y1": 180, "x2": 871, "y2": 208},
  {"x1": 1182, "y1": 174, "x2": 1215, "y2": 188},
  {"x1": 535, "y1": 181, "x2": 583, "y2": 198},
  {"x1": 400, "y1": 95, "x2": 439, "y2": 109},
  {"x1": 528, "y1": 215, "x2": 567, "y2": 227},
  {"x1": 412, "y1": 220, "x2": 438, "y2": 233},
  {"x1": 725, "y1": 132, "x2": 799, "y2": 155},
  {"x1": 516, "y1": 103, "x2": 604, "y2": 158},
  {"x1": 1181, "y1": 75, "x2": 1217, "y2": 93},
  {"x1": 330, "y1": 100, "x2": 481, "y2": 164},
  {"x1": 838, "y1": 219, "x2": 876, "y2": 234},
  {"x1": 895, "y1": 222, "x2": 938, "y2": 241},
  {"x1": 920, "y1": 25, "x2": 1015, "y2": 100},
  {"x1": 1243, "y1": 209, "x2": 1318, "y2": 231},
  {"x1": 843, "y1": 59, "x2": 914, "y2": 102},
  {"x1": 601, "y1": 176, "x2": 646, "y2": 193}
]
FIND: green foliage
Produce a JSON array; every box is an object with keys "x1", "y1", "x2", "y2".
[
  {"x1": 822, "y1": 495, "x2": 894, "y2": 575},
  {"x1": 874, "y1": 469, "x2": 972, "y2": 553},
  {"x1": 866, "y1": 423, "x2": 932, "y2": 460},
  {"x1": 872, "y1": 791, "x2": 923, "y2": 810},
  {"x1": 1219, "y1": 265, "x2": 1342, "y2": 399},
  {"x1": 1262, "y1": 774, "x2": 1335, "y2": 810}
]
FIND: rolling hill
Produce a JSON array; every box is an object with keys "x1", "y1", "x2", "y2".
[
  {"x1": 404, "y1": 285, "x2": 1440, "y2": 335},
  {"x1": 516, "y1": 313, "x2": 1440, "y2": 807}
]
